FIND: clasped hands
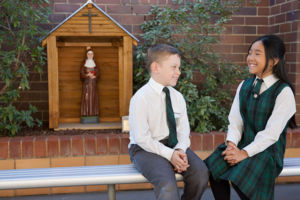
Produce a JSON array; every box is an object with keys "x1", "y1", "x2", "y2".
[
  {"x1": 222, "y1": 141, "x2": 249, "y2": 166},
  {"x1": 87, "y1": 72, "x2": 96, "y2": 79},
  {"x1": 171, "y1": 149, "x2": 189, "y2": 173}
]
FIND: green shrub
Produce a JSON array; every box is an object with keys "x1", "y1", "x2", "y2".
[
  {"x1": 0, "y1": 0, "x2": 50, "y2": 136},
  {"x1": 134, "y1": 0, "x2": 249, "y2": 132}
]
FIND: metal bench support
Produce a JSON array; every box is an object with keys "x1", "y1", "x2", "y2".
[{"x1": 108, "y1": 184, "x2": 116, "y2": 200}]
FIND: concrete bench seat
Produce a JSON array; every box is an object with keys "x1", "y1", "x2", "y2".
[
  {"x1": 0, "y1": 158, "x2": 299, "y2": 200},
  {"x1": 0, "y1": 164, "x2": 182, "y2": 200},
  {"x1": 280, "y1": 157, "x2": 300, "y2": 176}
]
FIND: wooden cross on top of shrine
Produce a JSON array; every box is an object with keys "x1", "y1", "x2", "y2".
[{"x1": 82, "y1": 2, "x2": 98, "y2": 33}]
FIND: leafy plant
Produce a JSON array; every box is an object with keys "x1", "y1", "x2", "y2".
[
  {"x1": 0, "y1": 0, "x2": 50, "y2": 135},
  {"x1": 134, "y1": 0, "x2": 249, "y2": 132}
]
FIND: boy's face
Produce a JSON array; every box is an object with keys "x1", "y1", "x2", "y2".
[{"x1": 152, "y1": 54, "x2": 181, "y2": 87}]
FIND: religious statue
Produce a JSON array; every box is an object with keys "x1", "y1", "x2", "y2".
[{"x1": 80, "y1": 47, "x2": 99, "y2": 123}]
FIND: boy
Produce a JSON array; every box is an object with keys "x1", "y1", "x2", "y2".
[{"x1": 129, "y1": 44, "x2": 209, "y2": 200}]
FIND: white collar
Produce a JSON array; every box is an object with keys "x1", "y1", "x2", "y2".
[
  {"x1": 149, "y1": 78, "x2": 167, "y2": 95},
  {"x1": 255, "y1": 74, "x2": 279, "y2": 89},
  {"x1": 84, "y1": 59, "x2": 96, "y2": 68}
]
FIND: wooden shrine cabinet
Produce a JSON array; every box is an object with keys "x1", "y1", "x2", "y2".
[{"x1": 41, "y1": 0, "x2": 138, "y2": 129}]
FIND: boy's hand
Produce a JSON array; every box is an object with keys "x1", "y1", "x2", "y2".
[
  {"x1": 171, "y1": 149, "x2": 189, "y2": 173},
  {"x1": 176, "y1": 149, "x2": 188, "y2": 165}
]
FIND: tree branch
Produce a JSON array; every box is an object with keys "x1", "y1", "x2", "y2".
[
  {"x1": 6, "y1": 16, "x2": 15, "y2": 37},
  {"x1": 0, "y1": 0, "x2": 5, "y2": 7},
  {"x1": 0, "y1": 36, "x2": 25, "y2": 96},
  {"x1": 0, "y1": 24, "x2": 10, "y2": 31}
]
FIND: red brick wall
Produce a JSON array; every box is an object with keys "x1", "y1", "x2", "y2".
[
  {"x1": 217, "y1": 0, "x2": 271, "y2": 66},
  {"x1": 1, "y1": 130, "x2": 299, "y2": 197},
  {"x1": 18, "y1": 72, "x2": 49, "y2": 125},
  {"x1": 218, "y1": 0, "x2": 300, "y2": 121},
  {"x1": 267, "y1": 0, "x2": 300, "y2": 123},
  {"x1": 1, "y1": 130, "x2": 300, "y2": 160},
  {"x1": 23, "y1": 0, "x2": 299, "y2": 126}
]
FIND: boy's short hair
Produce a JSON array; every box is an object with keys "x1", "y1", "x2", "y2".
[{"x1": 146, "y1": 44, "x2": 181, "y2": 72}]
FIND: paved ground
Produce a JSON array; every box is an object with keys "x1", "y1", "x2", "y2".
[{"x1": 0, "y1": 183, "x2": 299, "y2": 200}]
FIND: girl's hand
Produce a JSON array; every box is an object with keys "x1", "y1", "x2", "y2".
[
  {"x1": 222, "y1": 141, "x2": 236, "y2": 156},
  {"x1": 222, "y1": 143, "x2": 248, "y2": 166}
]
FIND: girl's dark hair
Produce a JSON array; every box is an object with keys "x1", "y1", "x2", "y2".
[{"x1": 249, "y1": 34, "x2": 297, "y2": 128}]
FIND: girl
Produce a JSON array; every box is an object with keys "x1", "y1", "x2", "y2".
[{"x1": 205, "y1": 35, "x2": 297, "y2": 200}]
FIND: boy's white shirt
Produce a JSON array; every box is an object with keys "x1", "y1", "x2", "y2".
[
  {"x1": 129, "y1": 78, "x2": 191, "y2": 161},
  {"x1": 226, "y1": 74, "x2": 296, "y2": 157}
]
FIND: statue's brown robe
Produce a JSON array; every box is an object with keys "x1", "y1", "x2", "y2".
[{"x1": 80, "y1": 66, "x2": 99, "y2": 116}]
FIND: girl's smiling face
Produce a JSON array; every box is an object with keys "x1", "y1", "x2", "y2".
[{"x1": 247, "y1": 40, "x2": 275, "y2": 78}]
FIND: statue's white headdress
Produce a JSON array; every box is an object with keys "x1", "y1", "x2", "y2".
[{"x1": 84, "y1": 49, "x2": 96, "y2": 68}]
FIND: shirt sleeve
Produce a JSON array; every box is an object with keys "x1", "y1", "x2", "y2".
[
  {"x1": 129, "y1": 95, "x2": 174, "y2": 161},
  {"x1": 174, "y1": 94, "x2": 191, "y2": 152},
  {"x1": 243, "y1": 86, "x2": 296, "y2": 157},
  {"x1": 226, "y1": 81, "x2": 244, "y2": 145}
]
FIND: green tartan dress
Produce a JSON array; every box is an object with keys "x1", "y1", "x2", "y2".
[{"x1": 205, "y1": 77, "x2": 289, "y2": 200}]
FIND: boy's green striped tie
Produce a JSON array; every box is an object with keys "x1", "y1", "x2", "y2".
[{"x1": 163, "y1": 87, "x2": 178, "y2": 148}]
